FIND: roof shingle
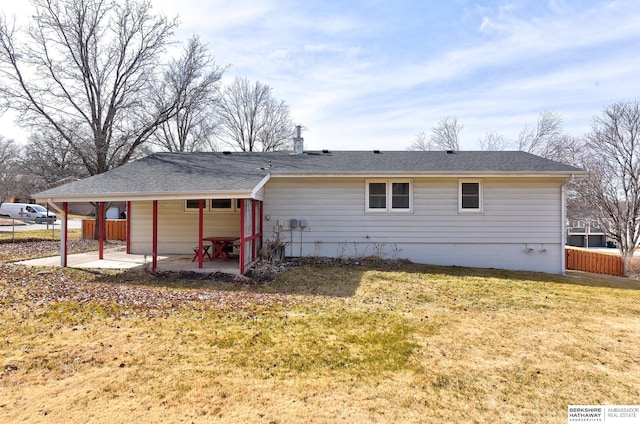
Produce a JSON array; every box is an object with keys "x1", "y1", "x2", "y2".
[{"x1": 34, "y1": 150, "x2": 584, "y2": 201}]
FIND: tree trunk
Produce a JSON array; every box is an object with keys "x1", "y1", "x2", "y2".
[{"x1": 92, "y1": 202, "x2": 109, "y2": 241}]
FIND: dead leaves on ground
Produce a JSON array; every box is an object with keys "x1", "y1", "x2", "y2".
[
  {"x1": 0, "y1": 240, "x2": 101, "y2": 262},
  {"x1": 0, "y1": 264, "x2": 291, "y2": 315}
]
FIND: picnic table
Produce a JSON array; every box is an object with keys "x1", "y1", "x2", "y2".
[{"x1": 202, "y1": 236, "x2": 238, "y2": 261}]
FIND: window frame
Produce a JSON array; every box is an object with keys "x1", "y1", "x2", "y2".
[
  {"x1": 458, "y1": 179, "x2": 483, "y2": 213},
  {"x1": 365, "y1": 179, "x2": 413, "y2": 213},
  {"x1": 184, "y1": 199, "x2": 206, "y2": 212},
  {"x1": 209, "y1": 198, "x2": 235, "y2": 212},
  {"x1": 183, "y1": 199, "x2": 240, "y2": 213}
]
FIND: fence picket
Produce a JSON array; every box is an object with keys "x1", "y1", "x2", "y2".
[
  {"x1": 82, "y1": 219, "x2": 127, "y2": 241},
  {"x1": 565, "y1": 247, "x2": 623, "y2": 276}
]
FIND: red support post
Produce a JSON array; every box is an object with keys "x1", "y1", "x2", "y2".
[
  {"x1": 259, "y1": 200, "x2": 263, "y2": 259},
  {"x1": 152, "y1": 200, "x2": 158, "y2": 272},
  {"x1": 239, "y1": 200, "x2": 245, "y2": 275},
  {"x1": 126, "y1": 201, "x2": 131, "y2": 254},
  {"x1": 198, "y1": 199, "x2": 204, "y2": 269},
  {"x1": 251, "y1": 200, "x2": 257, "y2": 262},
  {"x1": 98, "y1": 202, "x2": 104, "y2": 260}
]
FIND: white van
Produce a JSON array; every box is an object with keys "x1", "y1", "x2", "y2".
[{"x1": 0, "y1": 203, "x2": 57, "y2": 224}]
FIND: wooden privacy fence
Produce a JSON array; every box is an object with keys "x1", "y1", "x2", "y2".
[
  {"x1": 565, "y1": 247, "x2": 624, "y2": 276},
  {"x1": 82, "y1": 219, "x2": 127, "y2": 241}
]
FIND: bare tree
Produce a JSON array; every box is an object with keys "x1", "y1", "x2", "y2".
[
  {"x1": 478, "y1": 131, "x2": 510, "y2": 151},
  {"x1": 258, "y1": 98, "x2": 294, "y2": 151},
  {"x1": 517, "y1": 111, "x2": 564, "y2": 156},
  {"x1": 431, "y1": 117, "x2": 463, "y2": 151},
  {"x1": 485, "y1": 111, "x2": 584, "y2": 163},
  {"x1": 407, "y1": 118, "x2": 463, "y2": 151},
  {"x1": 0, "y1": 0, "x2": 182, "y2": 176},
  {"x1": 0, "y1": 136, "x2": 21, "y2": 204},
  {"x1": 580, "y1": 100, "x2": 640, "y2": 273},
  {"x1": 152, "y1": 35, "x2": 225, "y2": 152},
  {"x1": 216, "y1": 77, "x2": 294, "y2": 152},
  {"x1": 21, "y1": 130, "x2": 88, "y2": 192},
  {"x1": 407, "y1": 131, "x2": 434, "y2": 151}
]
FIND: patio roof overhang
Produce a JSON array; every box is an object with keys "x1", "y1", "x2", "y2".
[{"x1": 33, "y1": 174, "x2": 270, "y2": 204}]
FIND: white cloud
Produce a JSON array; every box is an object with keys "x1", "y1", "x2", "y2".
[
  {"x1": 2, "y1": 0, "x2": 640, "y2": 153},
  {"x1": 479, "y1": 16, "x2": 491, "y2": 32}
]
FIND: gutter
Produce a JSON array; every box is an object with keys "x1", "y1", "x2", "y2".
[
  {"x1": 33, "y1": 189, "x2": 262, "y2": 204},
  {"x1": 270, "y1": 171, "x2": 587, "y2": 179}
]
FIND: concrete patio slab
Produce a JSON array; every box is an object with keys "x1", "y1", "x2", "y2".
[{"x1": 13, "y1": 247, "x2": 241, "y2": 275}]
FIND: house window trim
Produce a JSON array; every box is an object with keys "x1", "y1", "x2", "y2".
[
  {"x1": 458, "y1": 179, "x2": 483, "y2": 213},
  {"x1": 365, "y1": 179, "x2": 413, "y2": 213},
  {"x1": 184, "y1": 199, "x2": 208, "y2": 212},
  {"x1": 184, "y1": 199, "x2": 240, "y2": 213},
  {"x1": 209, "y1": 198, "x2": 236, "y2": 213}
]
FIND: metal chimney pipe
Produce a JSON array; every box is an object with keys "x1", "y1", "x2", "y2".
[{"x1": 293, "y1": 125, "x2": 304, "y2": 154}]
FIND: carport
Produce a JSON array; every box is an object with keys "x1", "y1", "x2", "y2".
[{"x1": 33, "y1": 153, "x2": 269, "y2": 274}]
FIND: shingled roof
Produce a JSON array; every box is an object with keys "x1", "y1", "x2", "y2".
[{"x1": 34, "y1": 150, "x2": 584, "y2": 202}]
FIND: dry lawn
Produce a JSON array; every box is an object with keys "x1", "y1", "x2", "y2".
[{"x1": 0, "y1": 258, "x2": 639, "y2": 423}]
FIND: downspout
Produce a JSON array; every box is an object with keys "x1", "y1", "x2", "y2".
[
  {"x1": 561, "y1": 177, "x2": 570, "y2": 275},
  {"x1": 46, "y1": 200, "x2": 67, "y2": 267}
]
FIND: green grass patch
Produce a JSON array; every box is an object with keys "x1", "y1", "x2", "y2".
[{"x1": 1, "y1": 262, "x2": 639, "y2": 423}]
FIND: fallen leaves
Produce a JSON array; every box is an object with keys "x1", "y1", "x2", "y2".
[
  {"x1": 0, "y1": 239, "x2": 104, "y2": 262},
  {"x1": 0, "y1": 241, "x2": 409, "y2": 316},
  {"x1": 0, "y1": 264, "x2": 292, "y2": 315}
]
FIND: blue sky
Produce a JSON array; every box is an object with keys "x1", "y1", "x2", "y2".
[{"x1": 2, "y1": 0, "x2": 640, "y2": 151}]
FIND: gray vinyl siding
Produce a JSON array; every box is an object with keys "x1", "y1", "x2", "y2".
[
  {"x1": 263, "y1": 177, "x2": 561, "y2": 243},
  {"x1": 263, "y1": 177, "x2": 565, "y2": 273},
  {"x1": 127, "y1": 177, "x2": 566, "y2": 273}
]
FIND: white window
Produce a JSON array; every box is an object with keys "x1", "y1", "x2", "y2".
[
  {"x1": 366, "y1": 180, "x2": 413, "y2": 213},
  {"x1": 458, "y1": 179, "x2": 483, "y2": 213}
]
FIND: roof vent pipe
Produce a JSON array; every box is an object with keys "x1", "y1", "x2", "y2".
[{"x1": 293, "y1": 125, "x2": 304, "y2": 155}]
